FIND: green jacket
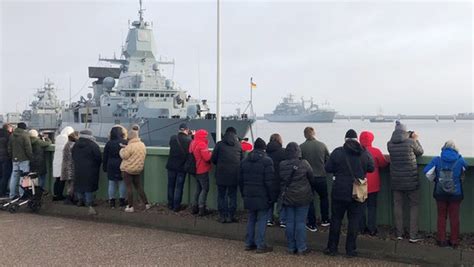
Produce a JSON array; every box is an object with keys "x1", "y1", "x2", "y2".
[
  {"x1": 8, "y1": 128, "x2": 33, "y2": 162},
  {"x1": 30, "y1": 137, "x2": 52, "y2": 175},
  {"x1": 300, "y1": 138, "x2": 330, "y2": 178}
]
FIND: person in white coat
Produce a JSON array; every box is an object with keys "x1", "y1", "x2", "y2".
[{"x1": 52, "y1": 126, "x2": 74, "y2": 201}]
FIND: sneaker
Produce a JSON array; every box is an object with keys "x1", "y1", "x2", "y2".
[
  {"x1": 217, "y1": 217, "x2": 227, "y2": 224},
  {"x1": 305, "y1": 224, "x2": 318, "y2": 232},
  {"x1": 245, "y1": 245, "x2": 257, "y2": 251},
  {"x1": 297, "y1": 248, "x2": 312, "y2": 256},
  {"x1": 88, "y1": 206, "x2": 97, "y2": 215},
  {"x1": 191, "y1": 205, "x2": 199, "y2": 215},
  {"x1": 279, "y1": 222, "x2": 286, "y2": 228},
  {"x1": 229, "y1": 216, "x2": 239, "y2": 223},
  {"x1": 323, "y1": 248, "x2": 337, "y2": 256},
  {"x1": 119, "y1": 198, "x2": 127, "y2": 208},
  {"x1": 409, "y1": 237, "x2": 423, "y2": 243},
  {"x1": 145, "y1": 203, "x2": 152, "y2": 210},
  {"x1": 109, "y1": 199, "x2": 116, "y2": 209},
  {"x1": 266, "y1": 220, "x2": 274, "y2": 227},
  {"x1": 437, "y1": 240, "x2": 449, "y2": 247},
  {"x1": 256, "y1": 246, "x2": 273, "y2": 254},
  {"x1": 124, "y1": 205, "x2": 134, "y2": 213},
  {"x1": 346, "y1": 251, "x2": 358, "y2": 258},
  {"x1": 76, "y1": 200, "x2": 85, "y2": 207},
  {"x1": 396, "y1": 236, "x2": 403, "y2": 241},
  {"x1": 198, "y1": 207, "x2": 208, "y2": 216},
  {"x1": 321, "y1": 220, "x2": 330, "y2": 227}
]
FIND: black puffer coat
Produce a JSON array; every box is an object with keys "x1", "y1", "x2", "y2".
[
  {"x1": 211, "y1": 132, "x2": 243, "y2": 186},
  {"x1": 103, "y1": 127, "x2": 127, "y2": 181},
  {"x1": 240, "y1": 149, "x2": 278, "y2": 211},
  {"x1": 166, "y1": 132, "x2": 191, "y2": 172},
  {"x1": 0, "y1": 129, "x2": 10, "y2": 162},
  {"x1": 266, "y1": 140, "x2": 286, "y2": 182},
  {"x1": 279, "y1": 143, "x2": 315, "y2": 207},
  {"x1": 30, "y1": 137, "x2": 52, "y2": 176},
  {"x1": 72, "y1": 136, "x2": 102, "y2": 192},
  {"x1": 387, "y1": 130, "x2": 424, "y2": 191},
  {"x1": 325, "y1": 140, "x2": 375, "y2": 202}
]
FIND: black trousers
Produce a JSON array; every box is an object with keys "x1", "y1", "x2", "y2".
[
  {"x1": 359, "y1": 192, "x2": 378, "y2": 233},
  {"x1": 327, "y1": 199, "x2": 363, "y2": 254},
  {"x1": 307, "y1": 177, "x2": 330, "y2": 225},
  {"x1": 53, "y1": 177, "x2": 65, "y2": 197},
  {"x1": 0, "y1": 160, "x2": 12, "y2": 196}
]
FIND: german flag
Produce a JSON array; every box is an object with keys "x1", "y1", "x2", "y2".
[{"x1": 250, "y1": 78, "x2": 257, "y2": 89}]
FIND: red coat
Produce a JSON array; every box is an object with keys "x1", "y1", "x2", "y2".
[
  {"x1": 189, "y1": 129, "x2": 212, "y2": 175},
  {"x1": 241, "y1": 141, "x2": 253, "y2": 152},
  {"x1": 360, "y1": 131, "x2": 389, "y2": 193}
]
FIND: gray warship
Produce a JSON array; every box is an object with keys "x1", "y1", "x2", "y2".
[
  {"x1": 60, "y1": 1, "x2": 253, "y2": 146},
  {"x1": 264, "y1": 94, "x2": 336, "y2": 122},
  {"x1": 23, "y1": 80, "x2": 63, "y2": 131}
]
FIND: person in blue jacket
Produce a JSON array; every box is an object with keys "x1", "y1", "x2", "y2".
[{"x1": 424, "y1": 140, "x2": 468, "y2": 249}]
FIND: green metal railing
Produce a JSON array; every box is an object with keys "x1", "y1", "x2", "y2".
[{"x1": 44, "y1": 146, "x2": 474, "y2": 233}]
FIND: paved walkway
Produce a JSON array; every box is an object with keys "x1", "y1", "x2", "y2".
[{"x1": 0, "y1": 213, "x2": 409, "y2": 266}]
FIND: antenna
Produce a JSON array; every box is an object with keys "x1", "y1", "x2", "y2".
[{"x1": 138, "y1": 0, "x2": 145, "y2": 21}]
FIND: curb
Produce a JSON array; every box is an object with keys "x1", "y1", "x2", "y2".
[{"x1": 39, "y1": 201, "x2": 466, "y2": 265}]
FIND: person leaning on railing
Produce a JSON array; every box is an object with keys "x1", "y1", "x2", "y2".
[{"x1": 424, "y1": 140, "x2": 468, "y2": 249}]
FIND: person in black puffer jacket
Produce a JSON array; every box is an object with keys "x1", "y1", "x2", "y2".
[
  {"x1": 266, "y1": 133, "x2": 287, "y2": 226},
  {"x1": 324, "y1": 129, "x2": 374, "y2": 258},
  {"x1": 0, "y1": 124, "x2": 13, "y2": 197},
  {"x1": 29, "y1": 130, "x2": 52, "y2": 190},
  {"x1": 240, "y1": 138, "x2": 278, "y2": 253},
  {"x1": 103, "y1": 126, "x2": 128, "y2": 208},
  {"x1": 166, "y1": 123, "x2": 192, "y2": 212},
  {"x1": 279, "y1": 142, "x2": 315, "y2": 255},
  {"x1": 387, "y1": 121, "x2": 424, "y2": 242},
  {"x1": 211, "y1": 127, "x2": 243, "y2": 223}
]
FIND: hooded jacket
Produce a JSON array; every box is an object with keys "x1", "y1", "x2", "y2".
[
  {"x1": 120, "y1": 137, "x2": 146, "y2": 175},
  {"x1": 240, "y1": 149, "x2": 278, "y2": 211},
  {"x1": 300, "y1": 138, "x2": 330, "y2": 178},
  {"x1": 166, "y1": 132, "x2": 192, "y2": 172},
  {"x1": 72, "y1": 135, "x2": 102, "y2": 192},
  {"x1": 211, "y1": 132, "x2": 243, "y2": 186},
  {"x1": 8, "y1": 128, "x2": 33, "y2": 162},
  {"x1": 279, "y1": 143, "x2": 315, "y2": 207},
  {"x1": 423, "y1": 148, "x2": 468, "y2": 201},
  {"x1": 387, "y1": 129, "x2": 424, "y2": 191},
  {"x1": 53, "y1": 126, "x2": 74, "y2": 177},
  {"x1": 360, "y1": 131, "x2": 389, "y2": 193},
  {"x1": 325, "y1": 139, "x2": 375, "y2": 202},
  {"x1": 189, "y1": 130, "x2": 212, "y2": 175},
  {"x1": 103, "y1": 127, "x2": 128, "y2": 180},
  {"x1": 266, "y1": 140, "x2": 286, "y2": 183},
  {"x1": 30, "y1": 136, "x2": 52, "y2": 175}
]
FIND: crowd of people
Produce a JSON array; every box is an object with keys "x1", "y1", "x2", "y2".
[{"x1": 0, "y1": 120, "x2": 469, "y2": 256}]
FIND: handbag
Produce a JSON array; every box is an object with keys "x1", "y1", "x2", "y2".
[
  {"x1": 344, "y1": 153, "x2": 368, "y2": 203},
  {"x1": 276, "y1": 164, "x2": 299, "y2": 211}
]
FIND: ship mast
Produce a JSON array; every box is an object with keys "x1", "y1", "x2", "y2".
[{"x1": 138, "y1": 0, "x2": 145, "y2": 22}]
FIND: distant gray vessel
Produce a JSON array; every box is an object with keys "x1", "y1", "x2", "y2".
[
  {"x1": 60, "y1": 1, "x2": 253, "y2": 146},
  {"x1": 264, "y1": 95, "x2": 336, "y2": 123},
  {"x1": 24, "y1": 80, "x2": 63, "y2": 131}
]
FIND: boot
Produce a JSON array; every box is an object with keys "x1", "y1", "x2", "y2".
[
  {"x1": 198, "y1": 206, "x2": 208, "y2": 216},
  {"x1": 109, "y1": 199, "x2": 116, "y2": 209},
  {"x1": 191, "y1": 205, "x2": 199, "y2": 215},
  {"x1": 119, "y1": 198, "x2": 127, "y2": 208}
]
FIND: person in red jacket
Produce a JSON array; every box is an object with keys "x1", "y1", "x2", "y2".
[
  {"x1": 359, "y1": 131, "x2": 389, "y2": 236},
  {"x1": 189, "y1": 129, "x2": 212, "y2": 216}
]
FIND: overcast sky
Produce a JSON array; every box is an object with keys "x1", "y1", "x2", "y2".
[{"x1": 1, "y1": 0, "x2": 472, "y2": 116}]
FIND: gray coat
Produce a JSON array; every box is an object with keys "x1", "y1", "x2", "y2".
[{"x1": 387, "y1": 130, "x2": 424, "y2": 191}]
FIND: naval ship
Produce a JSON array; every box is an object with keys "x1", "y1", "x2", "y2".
[
  {"x1": 264, "y1": 95, "x2": 336, "y2": 122},
  {"x1": 60, "y1": 1, "x2": 253, "y2": 146},
  {"x1": 23, "y1": 80, "x2": 63, "y2": 131}
]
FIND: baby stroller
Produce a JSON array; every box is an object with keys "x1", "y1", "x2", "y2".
[{"x1": 2, "y1": 172, "x2": 43, "y2": 213}]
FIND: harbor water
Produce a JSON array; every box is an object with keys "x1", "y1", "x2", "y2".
[{"x1": 252, "y1": 119, "x2": 474, "y2": 157}]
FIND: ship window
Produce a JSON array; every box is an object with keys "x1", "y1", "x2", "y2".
[
  {"x1": 165, "y1": 94, "x2": 170, "y2": 97},
  {"x1": 93, "y1": 109, "x2": 98, "y2": 115},
  {"x1": 139, "y1": 93, "x2": 143, "y2": 97},
  {"x1": 125, "y1": 93, "x2": 130, "y2": 97},
  {"x1": 149, "y1": 93, "x2": 154, "y2": 97},
  {"x1": 131, "y1": 93, "x2": 136, "y2": 97},
  {"x1": 81, "y1": 113, "x2": 92, "y2": 123},
  {"x1": 144, "y1": 93, "x2": 149, "y2": 97},
  {"x1": 74, "y1": 111, "x2": 79, "y2": 123},
  {"x1": 171, "y1": 94, "x2": 175, "y2": 97},
  {"x1": 160, "y1": 93, "x2": 164, "y2": 97}
]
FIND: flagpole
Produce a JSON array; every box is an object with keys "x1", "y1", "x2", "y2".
[
  {"x1": 250, "y1": 77, "x2": 253, "y2": 118},
  {"x1": 216, "y1": 0, "x2": 222, "y2": 143}
]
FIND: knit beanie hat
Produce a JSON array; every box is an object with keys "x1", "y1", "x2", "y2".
[
  {"x1": 443, "y1": 140, "x2": 459, "y2": 152},
  {"x1": 80, "y1": 129, "x2": 93, "y2": 136},
  {"x1": 17, "y1": 122, "x2": 27, "y2": 130},
  {"x1": 345, "y1": 129, "x2": 358, "y2": 139},
  {"x1": 254, "y1": 137, "x2": 266, "y2": 150},
  {"x1": 29, "y1": 129, "x2": 39, "y2": 138},
  {"x1": 225, "y1": 127, "x2": 237, "y2": 134},
  {"x1": 395, "y1": 120, "x2": 407, "y2": 131}
]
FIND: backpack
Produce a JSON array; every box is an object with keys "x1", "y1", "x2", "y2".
[
  {"x1": 184, "y1": 152, "x2": 197, "y2": 175},
  {"x1": 435, "y1": 158, "x2": 461, "y2": 195}
]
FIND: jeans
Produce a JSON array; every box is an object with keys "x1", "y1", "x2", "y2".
[
  {"x1": 360, "y1": 192, "x2": 378, "y2": 233},
  {"x1": 193, "y1": 173, "x2": 209, "y2": 207},
  {"x1": 267, "y1": 203, "x2": 287, "y2": 224},
  {"x1": 327, "y1": 199, "x2": 363, "y2": 254},
  {"x1": 108, "y1": 180, "x2": 126, "y2": 200},
  {"x1": 217, "y1": 185, "x2": 238, "y2": 218},
  {"x1": 167, "y1": 171, "x2": 186, "y2": 210},
  {"x1": 393, "y1": 190, "x2": 419, "y2": 239},
  {"x1": 9, "y1": 160, "x2": 29, "y2": 199},
  {"x1": 76, "y1": 192, "x2": 94, "y2": 206},
  {"x1": 437, "y1": 200, "x2": 461, "y2": 245},
  {"x1": 39, "y1": 174, "x2": 46, "y2": 190},
  {"x1": 246, "y1": 209, "x2": 269, "y2": 249},
  {"x1": 307, "y1": 177, "x2": 330, "y2": 226},
  {"x1": 0, "y1": 160, "x2": 12, "y2": 196},
  {"x1": 284, "y1": 205, "x2": 309, "y2": 253},
  {"x1": 123, "y1": 172, "x2": 149, "y2": 208}
]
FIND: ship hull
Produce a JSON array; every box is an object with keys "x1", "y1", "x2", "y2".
[
  {"x1": 263, "y1": 111, "x2": 336, "y2": 123},
  {"x1": 60, "y1": 117, "x2": 254, "y2": 147}
]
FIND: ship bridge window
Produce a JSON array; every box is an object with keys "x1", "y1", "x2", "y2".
[
  {"x1": 139, "y1": 93, "x2": 144, "y2": 97},
  {"x1": 125, "y1": 93, "x2": 130, "y2": 97},
  {"x1": 165, "y1": 94, "x2": 170, "y2": 97},
  {"x1": 131, "y1": 93, "x2": 136, "y2": 97},
  {"x1": 150, "y1": 93, "x2": 154, "y2": 97},
  {"x1": 144, "y1": 93, "x2": 149, "y2": 97},
  {"x1": 171, "y1": 94, "x2": 175, "y2": 97},
  {"x1": 93, "y1": 109, "x2": 98, "y2": 115},
  {"x1": 160, "y1": 93, "x2": 164, "y2": 97}
]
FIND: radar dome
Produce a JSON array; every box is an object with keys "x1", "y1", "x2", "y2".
[{"x1": 103, "y1": 77, "x2": 116, "y2": 90}]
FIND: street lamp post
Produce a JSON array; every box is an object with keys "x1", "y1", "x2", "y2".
[{"x1": 216, "y1": 0, "x2": 222, "y2": 143}]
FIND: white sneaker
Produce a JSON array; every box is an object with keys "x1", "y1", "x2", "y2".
[
  {"x1": 88, "y1": 206, "x2": 97, "y2": 215},
  {"x1": 396, "y1": 236, "x2": 403, "y2": 240},
  {"x1": 124, "y1": 206, "x2": 134, "y2": 213},
  {"x1": 145, "y1": 203, "x2": 152, "y2": 210}
]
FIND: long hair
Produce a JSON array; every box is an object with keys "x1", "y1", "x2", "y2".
[{"x1": 269, "y1": 133, "x2": 283, "y2": 145}]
